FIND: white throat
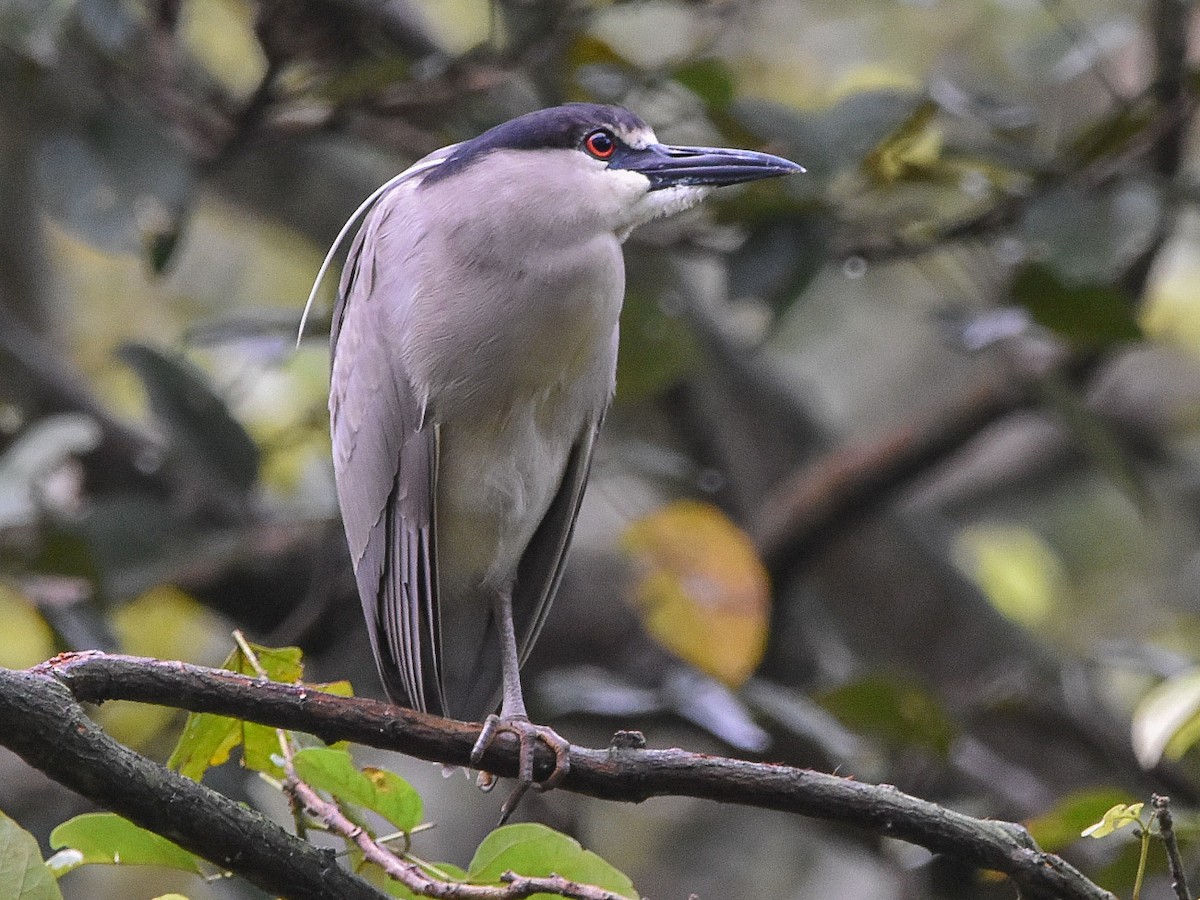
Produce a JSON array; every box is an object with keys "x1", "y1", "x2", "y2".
[{"x1": 618, "y1": 184, "x2": 710, "y2": 241}]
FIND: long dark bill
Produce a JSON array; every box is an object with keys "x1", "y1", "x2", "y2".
[{"x1": 618, "y1": 143, "x2": 804, "y2": 190}]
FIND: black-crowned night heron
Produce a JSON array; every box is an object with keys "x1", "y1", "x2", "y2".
[{"x1": 302, "y1": 103, "x2": 801, "y2": 808}]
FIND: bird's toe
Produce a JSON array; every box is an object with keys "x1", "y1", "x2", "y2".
[{"x1": 470, "y1": 714, "x2": 572, "y2": 820}]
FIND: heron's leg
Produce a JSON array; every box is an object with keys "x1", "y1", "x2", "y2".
[
  {"x1": 470, "y1": 590, "x2": 571, "y2": 819},
  {"x1": 495, "y1": 587, "x2": 529, "y2": 719}
]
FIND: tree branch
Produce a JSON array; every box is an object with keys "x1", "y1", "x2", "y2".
[
  {"x1": 0, "y1": 665, "x2": 386, "y2": 900},
  {"x1": 1152, "y1": 794, "x2": 1191, "y2": 900},
  {"x1": 9, "y1": 651, "x2": 1116, "y2": 900}
]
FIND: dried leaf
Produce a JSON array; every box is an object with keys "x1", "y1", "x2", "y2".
[{"x1": 621, "y1": 501, "x2": 769, "y2": 687}]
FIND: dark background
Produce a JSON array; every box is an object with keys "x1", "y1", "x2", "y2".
[{"x1": 4, "y1": 0, "x2": 1200, "y2": 896}]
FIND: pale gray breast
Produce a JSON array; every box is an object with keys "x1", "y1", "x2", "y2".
[{"x1": 388, "y1": 164, "x2": 626, "y2": 425}]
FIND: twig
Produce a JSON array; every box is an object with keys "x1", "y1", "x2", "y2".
[
  {"x1": 25, "y1": 651, "x2": 1117, "y2": 900},
  {"x1": 285, "y1": 757, "x2": 626, "y2": 900},
  {"x1": 1133, "y1": 823, "x2": 1150, "y2": 900},
  {"x1": 234, "y1": 634, "x2": 312, "y2": 839},
  {"x1": 233, "y1": 629, "x2": 271, "y2": 678},
  {"x1": 1153, "y1": 795, "x2": 1191, "y2": 900}
]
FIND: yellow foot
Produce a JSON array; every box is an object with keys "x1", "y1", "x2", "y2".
[{"x1": 471, "y1": 714, "x2": 571, "y2": 821}]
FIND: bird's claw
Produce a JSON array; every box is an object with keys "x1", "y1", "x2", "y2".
[{"x1": 470, "y1": 714, "x2": 571, "y2": 821}]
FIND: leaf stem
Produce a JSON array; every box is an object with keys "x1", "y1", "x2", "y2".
[{"x1": 1132, "y1": 826, "x2": 1150, "y2": 900}]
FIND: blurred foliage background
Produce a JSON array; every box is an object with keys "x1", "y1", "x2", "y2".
[{"x1": 5, "y1": 0, "x2": 1200, "y2": 897}]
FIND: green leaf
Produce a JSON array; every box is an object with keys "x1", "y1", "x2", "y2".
[
  {"x1": 468, "y1": 824, "x2": 636, "y2": 899},
  {"x1": 49, "y1": 813, "x2": 202, "y2": 874},
  {"x1": 312, "y1": 680, "x2": 355, "y2": 698},
  {"x1": 817, "y1": 675, "x2": 956, "y2": 756},
  {"x1": 168, "y1": 642, "x2": 304, "y2": 780},
  {"x1": 293, "y1": 748, "x2": 423, "y2": 834},
  {"x1": 166, "y1": 708, "x2": 243, "y2": 781},
  {"x1": 230, "y1": 643, "x2": 304, "y2": 682},
  {"x1": 0, "y1": 810, "x2": 63, "y2": 900},
  {"x1": 1081, "y1": 802, "x2": 1144, "y2": 839},
  {"x1": 1011, "y1": 262, "x2": 1142, "y2": 346},
  {"x1": 1025, "y1": 788, "x2": 1134, "y2": 851},
  {"x1": 242, "y1": 721, "x2": 286, "y2": 778}
]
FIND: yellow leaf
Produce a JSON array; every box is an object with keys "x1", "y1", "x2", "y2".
[
  {"x1": 180, "y1": 0, "x2": 266, "y2": 99},
  {"x1": 863, "y1": 101, "x2": 943, "y2": 185},
  {"x1": 953, "y1": 525, "x2": 1062, "y2": 628},
  {"x1": 0, "y1": 584, "x2": 55, "y2": 668},
  {"x1": 1081, "y1": 802, "x2": 1143, "y2": 839},
  {"x1": 620, "y1": 501, "x2": 770, "y2": 687}
]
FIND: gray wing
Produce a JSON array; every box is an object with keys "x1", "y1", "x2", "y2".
[{"x1": 330, "y1": 203, "x2": 445, "y2": 714}]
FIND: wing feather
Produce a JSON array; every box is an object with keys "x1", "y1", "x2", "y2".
[{"x1": 328, "y1": 177, "x2": 445, "y2": 714}]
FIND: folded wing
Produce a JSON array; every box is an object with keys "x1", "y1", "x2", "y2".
[{"x1": 330, "y1": 196, "x2": 444, "y2": 714}]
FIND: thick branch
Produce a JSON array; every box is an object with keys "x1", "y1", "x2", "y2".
[
  {"x1": 20, "y1": 652, "x2": 1115, "y2": 900},
  {"x1": 0, "y1": 665, "x2": 386, "y2": 899}
]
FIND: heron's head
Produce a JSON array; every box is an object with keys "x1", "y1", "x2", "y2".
[{"x1": 419, "y1": 103, "x2": 803, "y2": 238}]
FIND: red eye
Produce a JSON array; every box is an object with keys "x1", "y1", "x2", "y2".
[{"x1": 584, "y1": 129, "x2": 616, "y2": 160}]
